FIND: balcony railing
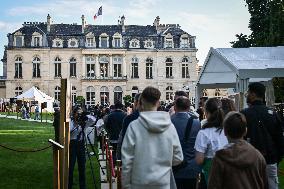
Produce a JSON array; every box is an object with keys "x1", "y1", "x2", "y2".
[{"x1": 81, "y1": 75, "x2": 127, "y2": 81}]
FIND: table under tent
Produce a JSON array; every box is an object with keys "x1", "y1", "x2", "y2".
[
  {"x1": 15, "y1": 86, "x2": 54, "y2": 112},
  {"x1": 196, "y1": 46, "x2": 284, "y2": 110}
]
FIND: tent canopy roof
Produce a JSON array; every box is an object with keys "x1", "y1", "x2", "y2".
[
  {"x1": 15, "y1": 86, "x2": 54, "y2": 102},
  {"x1": 198, "y1": 46, "x2": 284, "y2": 87}
]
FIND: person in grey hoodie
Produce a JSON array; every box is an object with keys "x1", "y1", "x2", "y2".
[{"x1": 121, "y1": 86, "x2": 183, "y2": 189}]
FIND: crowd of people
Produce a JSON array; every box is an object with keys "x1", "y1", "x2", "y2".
[{"x1": 66, "y1": 82, "x2": 284, "y2": 189}]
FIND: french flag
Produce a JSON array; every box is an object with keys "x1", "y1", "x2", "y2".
[{"x1": 94, "y1": 6, "x2": 102, "y2": 20}]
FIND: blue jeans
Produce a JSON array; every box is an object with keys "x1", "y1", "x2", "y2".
[
  {"x1": 68, "y1": 140, "x2": 86, "y2": 189},
  {"x1": 266, "y1": 163, "x2": 278, "y2": 189}
]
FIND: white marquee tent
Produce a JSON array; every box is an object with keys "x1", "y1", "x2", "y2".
[
  {"x1": 196, "y1": 46, "x2": 284, "y2": 110},
  {"x1": 15, "y1": 86, "x2": 54, "y2": 112}
]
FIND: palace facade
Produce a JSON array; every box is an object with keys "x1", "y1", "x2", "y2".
[{"x1": 2, "y1": 15, "x2": 199, "y2": 106}]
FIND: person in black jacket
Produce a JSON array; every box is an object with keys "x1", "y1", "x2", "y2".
[
  {"x1": 241, "y1": 82, "x2": 284, "y2": 189},
  {"x1": 104, "y1": 101, "x2": 127, "y2": 164},
  {"x1": 116, "y1": 93, "x2": 141, "y2": 160}
]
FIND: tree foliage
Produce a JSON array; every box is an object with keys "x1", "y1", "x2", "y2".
[
  {"x1": 231, "y1": 0, "x2": 284, "y2": 102},
  {"x1": 123, "y1": 95, "x2": 132, "y2": 107}
]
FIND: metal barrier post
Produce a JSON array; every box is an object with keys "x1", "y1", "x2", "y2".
[{"x1": 116, "y1": 160, "x2": 122, "y2": 189}]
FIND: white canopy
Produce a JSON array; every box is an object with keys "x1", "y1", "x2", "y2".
[
  {"x1": 15, "y1": 86, "x2": 54, "y2": 112},
  {"x1": 196, "y1": 46, "x2": 284, "y2": 109}
]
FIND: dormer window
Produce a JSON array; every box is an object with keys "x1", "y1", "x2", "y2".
[
  {"x1": 86, "y1": 32, "x2": 95, "y2": 47},
  {"x1": 112, "y1": 33, "x2": 122, "y2": 48},
  {"x1": 144, "y1": 39, "x2": 154, "y2": 48},
  {"x1": 100, "y1": 33, "x2": 109, "y2": 48},
  {"x1": 32, "y1": 32, "x2": 42, "y2": 47},
  {"x1": 164, "y1": 33, "x2": 173, "y2": 48},
  {"x1": 180, "y1": 34, "x2": 190, "y2": 48},
  {"x1": 68, "y1": 38, "x2": 78, "y2": 48},
  {"x1": 52, "y1": 38, "x2": 63, "y2": 48},
  {"x1": 129, "y1": 39, "x2": 140, "y2": 48},
  {"x1": 14, "y1": 32, "x2": 24, "y2": 47}
]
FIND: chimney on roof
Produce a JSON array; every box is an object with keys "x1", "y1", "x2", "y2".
[
  {"x1": 153, "y1": 16, "x2": 160, "y2": 29},
  {"x1": 81, "y1": 15, "x2": 85, "y2": 33},
  {"x1": 121, "y1": 15, "x2": 125, "y2": 33},
  {"x1": 47, "y1": 14, "x2": 51, "y2": 33}
]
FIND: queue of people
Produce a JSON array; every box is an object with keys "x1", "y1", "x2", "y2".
[{"x1": 66, "y1": 82, "x2": 284, "y2": 189}]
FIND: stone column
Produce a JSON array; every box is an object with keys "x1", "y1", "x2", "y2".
[
  {"x1": 123, "y1": 55, "x2": 127, "y2": 77},
  {"x1": 82, "y1": 55, "x2": 86, "y2": 78},
  {"x1": 109, "y1": 54, "x2": 113, "y2": 77},
  {"x1": 109, "y1": 86, "x2": 114, "y2": 105},
  {"x1": 95, "y1": 55, "x2": 100, "y2": 77}
]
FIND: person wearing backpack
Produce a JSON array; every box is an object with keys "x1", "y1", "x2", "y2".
[
  {"x1": 171, "y1": 96, "x2": 201, "y2": 189},
  {"x1": 241, "y1": 82, "x2": 284, "y2": 189}
]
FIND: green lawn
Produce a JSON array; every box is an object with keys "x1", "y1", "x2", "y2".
[
  {"x1": 0, "y1": 118, "x2": 101, "y2": 189},
  {"x1": 0, "y1": 111, "x2": 55, "y2": 121}
]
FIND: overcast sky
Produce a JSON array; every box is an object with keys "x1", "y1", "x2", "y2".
[{"x1": 0, "y1": 0, "x2": 251, "y2": 75}]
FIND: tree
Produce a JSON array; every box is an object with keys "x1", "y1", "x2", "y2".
[
  {"x1": 231, "y1": 0, "x2": 284, "y2": 103},
  {"x1": 123, "y1": 95, "x2": 132, "y2": 107}
]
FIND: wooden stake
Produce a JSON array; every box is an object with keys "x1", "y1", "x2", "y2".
[
  {"x1": 64, "y1": 122, "x2": 70, "y2": 189},
  {"x1": 53, "y1": 147, "x2": 60, "y2": 189}
]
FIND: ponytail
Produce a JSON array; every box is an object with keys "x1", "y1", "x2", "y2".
[{"x1": 203, "y1": 98, "x2": 224, "y2": 132}]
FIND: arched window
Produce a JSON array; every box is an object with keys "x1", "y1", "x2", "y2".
[
  {"x1": 114, "y1": 86, "x2": 123, "y2": 104},
  {"x1": 166, "y1": 57, "x2": 173, "y2": 78},
  {"x1": 129, "y1": 39, "x2": 140, "y2": 48},
  {"x1": 146, "y1": 57, "x2": 153, "y2": 79},
  {"x1": 112, "y1": 33, "x2": 122, "y2": 48},
  {"x1": 100, "y1": 86, "x2": 109, "y2": 106},
  {"x1": 99, "y1": 33, "x2": 109, "y2": 48},
  {"x1": 55, "y1": 86, "x2": 61, "y2": 101},
  {"x1": 180, "y1": 34, "x2": 190, "y2": 48},
  {"x1": 215, "y1": 88, "x2": 220, "y2": 97},
  {"x1": 14, "y1": 31, "x2": 24, "y2": 47},
  {"x1": 85, "y1": 32, "x2": 95, "y2": 47},
  {"x1": 131, "y1": 57, "x2": 139, "y2": 78},
  {"x1": 181, "y1": 57, "x2": 190, "y2": 78},
  {"x1": 164, "y1": 33, "x2": 173, "y2": 48},
  {"x1": 202, "y1": 89, "x2": 208, "y2": 97},
  {"x1": 166, "y1": 86, "x2": 174, "y2": 102},
  {"x1": 99, "y1": 56, "x2": 109, "y2": 78},
  {"x1": 32, "y1": 56, "x2": 41, "y2": 78},
  {"x1": 54, "y1": 57, "x2": 61, "y2": 78},
  {"x1": 70, "y1": 57, "x2": 77, "y2": 77},
  {"x1": 15, "y1": 56, "x2": 23, "y2": 78},
  {"x1": 71, "y1": 86, "x2": 77, "y2": 106},
  {"x1": 86, "y1": 86, "x2": 95, "y2": 107},
  {"x1": 132, "y1": 86, "x2": 139, "y2": 101},
  {"x1": 86, "y1": 56, "x2": 96, "y2": 77},
  {"x1": 15, "y1": 86, "x2": 23, "y2": 96}
]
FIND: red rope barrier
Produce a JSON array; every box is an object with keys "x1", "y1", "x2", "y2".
[{"x1": 109, "y1": 150, "x2": 116, "y2": 177}]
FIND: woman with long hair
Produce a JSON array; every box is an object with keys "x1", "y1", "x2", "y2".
[{"x1": 194, "y1": 98, "x2": 228, "y2": 184}]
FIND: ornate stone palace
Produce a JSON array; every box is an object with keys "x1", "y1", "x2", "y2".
[{"x1": 2, "y1": 15, "x2": 198, "y2": 106}]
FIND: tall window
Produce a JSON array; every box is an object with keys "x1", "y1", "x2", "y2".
[
  {"x1": 99, "y1": 56, "x2": 109, "y2": 77},
  {"x1": 114, "y1": 86, "x2": 123, "y2": 104},
  {"x1": 32, "y1": 32, "x2": 42, "y2": 47},
  {"x1": 131, "y1": 57, "x2": 139, "y2": 78},
  {"x1": 166, "y1": 86, "x2": 174, "y2": 102},
  {"x1": 146, "y1": 58, "x2": 153, "y2": 79},
  {"x1": 55, "y1": 86, "x2": 61, "y2": 101},
  {"x1": 32, "y1": 56, "x2": 41, "y2": 78},
  {"x1": 33, "y1": 37, "x2": 40, "y2": 47},
  {"x1": 86, "y1": 86, "x2": 96, "y2": 107},
  {"x1": 72, "y1": 86, "x2": 77, "y2": 105},
  {"x1": 181, "y1": 57, "x2": 190, "y2": 78},
  {"x1": 54, "y1": 57, "x2": 61, "y2": 77},
  {"x1": 181, "y1": 37, "x2": 189, "y2": 48},
  {"x1": 70, "y1": 57, "x2": 76, "y2": 77},
  {"x1": 86, "y1": 56, "x2": 95, "y2": 77},
  {"x1": 113, "y1": 56, "x2": 122, "y2": 78},
  {"x1": 15, "y1": 57, "x2": 23, "y2": 78},
  {"x1": 15, "y1": 86, "x2": 23, "y2": 96},
  {"x1": 100, "y1": 86, "x2": 109, "y2": 106},
  {"x1": 166, "y1": 58, "x2": 173, "y2": 78},
  {"x1": 113, "y1": 33, "x2": 122, "y2": 48}
]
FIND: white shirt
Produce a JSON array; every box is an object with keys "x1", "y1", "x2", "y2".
[{"x1": 194, "y1": 127, "x2": 228, "y2": 158}]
